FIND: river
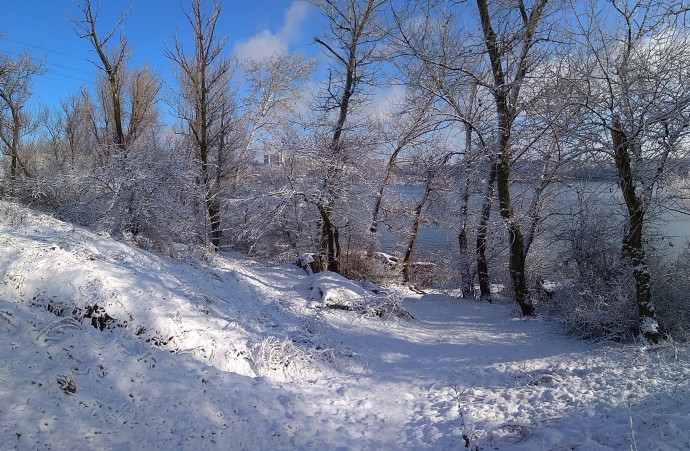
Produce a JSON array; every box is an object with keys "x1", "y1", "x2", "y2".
[{"x1": 375, "y1": 182, "x2": 690, "y2": 275}]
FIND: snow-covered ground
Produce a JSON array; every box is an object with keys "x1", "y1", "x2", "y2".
[{"x1": 0, "y1": 201, "x2": 688, "y2": 450}]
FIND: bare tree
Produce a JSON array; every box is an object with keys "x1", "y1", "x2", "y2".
[
  {"x1": 472, "y1": 0, "x2": 557, "y2": 315},
  {"x1": 166, "y1": 0, "x2": 234, "y2": 250},
  {"x1": 308, "y1": 0, "x2": 390, "y2": 273},
  {"x1": 369, "y1": 88, "x2": 436, "y2": 238},
  {"x1": 71, "y1": 0, "x2": 161, "y2": 235},
  {"x1": 391, "y1": 2, "x2": 496, "y2": 299},
  {"x1": 236, "y1": 52, "x2": 315, "y2": 191},
  {"x1": 60, "y1": 92, "x2": 94, "y2": 165},
  {"x1": 570, "y1": 0, "x2": 690, "y2": 342},
  {"x1": 393, "y1": 0, "x2": 562, "y2": 307},
  {"x1": 72, "y1": 1, "x2": 159, "y2": 158},
  {"x1": 399, "y1": 151, "x2": 453, "y2": 284},
  {"x1": 0, "y1": 51, "x2": 43, "y2": 184}
]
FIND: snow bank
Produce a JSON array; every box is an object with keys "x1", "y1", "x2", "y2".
[
  {"x1": 305, "y1": 271, "x2": 370, "y2": 307},
  {"x1": 0, "y1": 201, "x2": 688, "y2": 450}
]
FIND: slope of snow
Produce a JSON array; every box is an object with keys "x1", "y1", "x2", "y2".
[{"x1": 0, "y1": 201, "x2": 688, "y2": 450}]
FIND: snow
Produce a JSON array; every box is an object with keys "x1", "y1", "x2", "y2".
[
  {"x1": 0, "y1": 201, "x2": 688, "y2": 450},
  {"x1": 305, "y1": 271, "x2": 369, "y2": 306},
  {"x1": 641, "y1": 316, "x2": 660, "y2": 334},
  {"x1": 294, "y1": 253, "x2": 315, "y2": 275}
]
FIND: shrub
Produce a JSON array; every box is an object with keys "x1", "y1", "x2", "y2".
[
  {"x1": 341, "y1": 251, "x2": 400, "y2": 284},
  {"x1": 545, "y1": 200, "x2": 639, "y2": 340},
  {"x1": 652, "y1": 243, "x2": 690, "y2": 339}
]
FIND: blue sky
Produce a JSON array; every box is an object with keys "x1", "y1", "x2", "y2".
[{"x1": 1, "y1": 1, "x2": 321, "y2": 110}]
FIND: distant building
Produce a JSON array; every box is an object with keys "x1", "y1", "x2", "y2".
[{"x1": 263, "y1": 152, "x2": 283, "y2": 165}]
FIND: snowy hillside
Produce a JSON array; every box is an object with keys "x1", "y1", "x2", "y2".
[{"x1": 0, "y1": 201, "x2": 688, "y2": 450}]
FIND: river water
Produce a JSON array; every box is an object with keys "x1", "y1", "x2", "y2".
[{"x1": 376, "y1": 182, "x2": 690, "y2": 273}]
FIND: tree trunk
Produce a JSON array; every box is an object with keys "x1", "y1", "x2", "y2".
[
  {"x1": 319, "y1": 205, "x2": 340, "y2": 273},
  {"x1": 207, "y1": 197, "x2": 222, "y2": 249},
  {"x1": 403, "y1": 180, "x2": 432, "y2": 285},
  {"x1": 476, "y1": 161, "x2": 496, "y2": 303},
  {"x1": 402, "y1": 204, "x2": 423, "y2": 284},
  {"x1": 10, "y1": 153, "x2": 17, "y2": 180},
  {"x1": 370, "y1": 147, "x2": 400, "y2": 235},
  {"x1": 458, "y1": 225, "x2": 473, "y2": 297},
  {"x1": 11, "y1": 110, "x2": 20, "y2": 180},
  {"x1": 8, "y1": 107, "x2": 23, "y2": 195},
  {"x1": 458, "y1": 126, "x2": 475, "y2": 298},
  {"x1": 313, "y1": 2, "x2": 364, "y2": 275},
  {"x1": 475, "y1": 0, "x2": 547, "y2": 316},
  {"x1": 370, "y1": 147, "x2": 398, "y2": 257},
  {"x1": 371, "y1": 99, "x2": 432, "y2": 238},
  {"x1": 611, "y1": 123, "x2": 659, "y2": 343},
  {"x1": 496, "y1": 157, "x2": 534, "y2": 315},
  {"x1": 198, "y1": 47, "x2": 222, "y2": 251}
]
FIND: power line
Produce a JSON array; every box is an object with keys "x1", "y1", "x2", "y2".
[
  {"x1": 43, "y1": 59, "x2": 95, "y2": 78},
  {"x1": 1, "y1": 45, "x2": 98, "y2": 90},
  {"x1": 1, "y1": 37, "x2": 87, "y2": 62},
  {"x1": 2, "y1": 50, "x2": 95, "y2": 85},
  {"x1": 2, "y1": 43, "x2": 95, "y2": 75}
]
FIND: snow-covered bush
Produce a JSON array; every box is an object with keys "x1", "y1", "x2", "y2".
[
  {"x1": 363, "y1": 292, "x2": 414, "y2": 321},
  {"x1": 550, "y1": 272, "x2": 638, "y2": 340},
  {"x1": 652, "y1": 244, "x2": 690, "y2": 339},
  {"x1": 249, "y1": 335, "x2": 314, "y2": 377},
  {"x1": 306, "y1": 272, "x2": 414, "y2": 320},
  {"x1": 249, "y1": 327, "x2": 341, "y2": 379},
  {"x1": 289, "y1": 317, "x2": 339, "y2": 363},
  {"x1": 0, "y1": 200, "x2": 31, "y2": 227},
  {"x1": 546, "y1": 201, "x2": 638, "y2": 340},
  {"x1": 218, "y1": 166, "x2": 322, "y2": 264},
  {"x1": 23, "y1": 136, "x2": 201, "y2": 255}
]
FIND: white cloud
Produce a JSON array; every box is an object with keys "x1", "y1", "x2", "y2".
[
  {"x1": 371, "y1": 85, "x2": 407, "y2": 119},
  {"x1": 235, "y1": 1, "x2": 310, "y2": 62},
  {"x1": 235, "y1": 30, "x2": 287, "y2": 62},
  {"x1": 281, "y1": 1, "x2": 310, "y2": 40}
]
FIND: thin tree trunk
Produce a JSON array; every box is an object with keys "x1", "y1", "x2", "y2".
[
  {"x1": 319, "y1": 205, "x2": 340, "y2": 273},
  {"x1": 458, "y1": 221, "x2": 472, "y2": 297},
  {"x1": 316, "y1": 36, "x2": 357, "y2": 269},
  {"x1": 371, "y1": 98, "x2": 433, "y2": 238},
  {"x1": 207, "y1": 196, "x2": 222, "y2": 249},
  {"x1": 10, "y1": 153, "x2": 17, "y2": 180},
  {"x1": 313, "y1": 1, "x2": 379, "y2": 274},
  {"x1": 476, "y1": 161, "x2": 496, "y2": 303},
  {"x1": 524, "y1": 160, "x2": 551, "y2": 257},
  {"x1": 8, "y1": 106, "x2": 24, "y2": 195},
  {"x1": 370, "y1": 145, "x2": 401, "y2": 235},
  {"x1": 402, "y1": 180, "x2": 432, "y2": 284},
  {"x1": 458, "y1": 126, "x2": 475, "y2": 298},
  {"x1": 197, "y1": 33, "x2": 222, "y2": 251}
]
